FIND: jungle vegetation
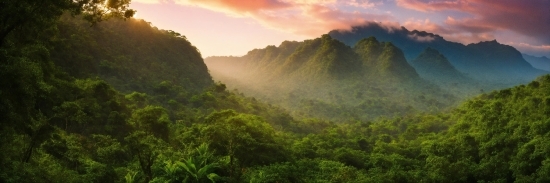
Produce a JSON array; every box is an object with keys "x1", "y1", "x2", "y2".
[{"x1": 1, "y1": 1, "x2": 550, "y2": 182}]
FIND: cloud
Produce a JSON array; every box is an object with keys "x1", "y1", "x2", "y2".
[
  {"x1": 302, "y1": 4, "x2": 392, "y2": 32},
  {"x1": 403, "y1": 18, "x2": 453, "y2": 34},
  {"x1": 146, "y1": 0, "x2": 392, "y2": 36},
  {"x1": 403, "y1": 18, "x2": 498, "y2": 44},
  {"x1": 134, "y1": 0, "x2": 549, "y2": 55},
  {"x1": 132, "y1": 0, "x2": 167, "y2": 3},
  {"x1": 444, "y1": 16, "x2": 498, "y2": 33},
  {"x1": 407, "y1": 33, "x2": 435, "y2": 42},
  {"x1": 182, "y1": 0, "x2": 291, "y2": 15},
  {"x1": 396, "y1": 0, "x2": 550, "y2": 45},
  {"x1": 346, "y1": 0, "x2": 380, "y2": 8},
  {"x1": 508, "y1": 42, "x2": 550, "y2": 57},
  {"x1": 396, "y1": 0, "x2": 472, "y2": 12}
]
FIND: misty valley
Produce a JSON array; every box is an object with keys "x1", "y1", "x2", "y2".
[{"x1": 2, "y1": 1, "x2": 550, "y2": 183}]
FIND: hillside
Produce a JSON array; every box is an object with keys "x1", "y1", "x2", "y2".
[
  {"x1": 51, "y1": 15, "x2": 213, "y2": 93},
  {"x1": 275, "y1": 35, "x2": 362, "y2": 81},
  {"x1": 248, "y1": 74, "x2": 550, "y2": 182},
  {"x1": 411, "y1": 47, "x2": 480, "y2": 96},
  {"x1": 354, "y1": 37, "x2": 419, "y2": 81},
  {"x1": 411, "y1": 47, "x2": 461, "y2": 76},
  {"x1": 206, "y1": 35, "x2": 455, "y2": 121},
  {"x1": 0, "y1": 13, "x2": 300, "y2": 182},
  {"x1": 329, "y1": 23, "x2": 547, "y2": 84},
  {"x1": 523, "y1": 54, "x2": 550, "y2": 71},
  {"x1": 3, "y1": 2, "x2": 550, "y2": 182}
]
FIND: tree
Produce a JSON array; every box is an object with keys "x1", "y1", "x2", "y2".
[
  {"x1": 0, "y1": 0, "x2": 135, "y2": 47},
  {"x1": 129, "y1": 106, "x2": 171, "y2": 141},
  {"x1": 125, "y1": 131, "x2": 166, "y2": 182},
  {"x1": 200, "y1": 110, "x2": 287, "y2": 182}
]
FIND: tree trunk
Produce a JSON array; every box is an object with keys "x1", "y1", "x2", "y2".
[{"x1": 22, "y1": 141, "x2": 34, "y2": 163}]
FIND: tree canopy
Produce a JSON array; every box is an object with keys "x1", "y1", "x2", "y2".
[{"x1": 2, "y1": 1, "x2": 550, "y2": 182}]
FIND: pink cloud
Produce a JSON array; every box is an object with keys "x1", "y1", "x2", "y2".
[
  {"x1": 444, "y1": 16, "x2": 498, "y2": 33},
  {"x1": 403, "y1": 18, "x2": 453, "y2": 34},
  {"x1": 407, "y1": 33, "x2": 435, "y2": 42},
  {"x1": 403, "y1": 18, "x2": 496, "y2": 44},
  {"x1": 396, "y1": 0, "x2": 472, "y2": 12},
  {"x1": 184, "y1": 0, "x2": 291, "y2": 14},
  {"x1": 168, "y1": 0, "x2": 391, "y2": 36},
  {"x1": 508, "y1": 42, "x2": 550, "y2": 56},
  {"x1": 396, "y1": 0, "x2": 550, "y2": 44},
  {"x1": 346, "y1": 0, "x2": 380, "y2": 8}
]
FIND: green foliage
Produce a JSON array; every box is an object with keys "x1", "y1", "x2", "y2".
[
  {"x1": 125, "y1": 171, "x2": 138, "y2": 183},
  {"x1": 411, "y1": 47, "x2": 483, "y2": 98},
  {"x1": 51, "y1": 15, "x2": 213, "y2": 94},
  {"x1": 3, "y1": 1, "x2": 550, "y2": 182},
  {"x1": 152, "y1": 144, "x2": 221, "y2": 183},
  {"x1": 244, "y1": 159, "x2": 369, "y2": 183},
  {"x1": 0, "y1": 0, "x2": 134, "y2": 48},
  {"x1": 355, "y1": 37, "x2": 419, "y2": 81},
  {"x1": 205, "y1": 35, "x2": 455, "y2": 122},
  {"x1": 130, "y1": 106, "x2": 171, "y2": 141}
]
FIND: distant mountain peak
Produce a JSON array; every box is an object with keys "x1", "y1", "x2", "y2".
[
  {"x1": 354, "y1": 36, "x2": 383, "y2": 67},
  {"x1": 321, "y1": 34, "x2": 332, "y2": 39},
  {"x1": 272, "y1": 35, "x2": 363, "y2": 80},
  {"x1": 378, "y1": 42, "x2": 420, "y2": 80},
  {"x1": 363, "y1": 36, "x2": 379, "y2": 43},
  {"x1": 410, "y1": 47, "x2": 473, "y2": 86},
  {"x1": 522, "y1": 53, "x2": 550, "y2": 71},
  {"x1": 412, "y1": 47, "x2": 455, "y2": 70},
  {"x1": 279, "y1": 40, "x2": 299, "y2": 47},
  {"x1": 423, "y1": 47, "x2": 439, "y2": 53},
  {"x1": 330, "y1": 22, "x2": 545, "y2": 83},
  {"x1": 353, "y1": 36, "x2": 418, "y2": 80}
]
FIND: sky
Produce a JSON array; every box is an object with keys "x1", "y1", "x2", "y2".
[{"x1": 129, "y1": 0, "x2": 550, "y2": 58}]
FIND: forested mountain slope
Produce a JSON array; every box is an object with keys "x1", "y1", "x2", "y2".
[
  {"x1": 523, "y1": 54, "x2": 550, "y2": 71},
  {"x1": 244, "y1": 75, "x2": 550, "y2": 182},
  {"x1": 51, "y1": 15, "x2": 213, "y2": 93},
  {"x1": 329, "y1": 23, "x2": 547, "y2": 84},
  {"x1": 3, "y1": 1, "x2": 550, "y2": 182},
  {"x1": 411, "y1": 47, "x2": 480, "y2": 96},
  {"x1": 353, "y1": 37, "x2": 419, "y2": 81},
  {"x1": 411, "y1": 47, "x2": 467, "y2": 81},
  {"x1": 0, "y1": 13, "x2": 297, "y2": 182},
  {"x1": 206, "y1": 35, "x2": 455, "y2": 121}
]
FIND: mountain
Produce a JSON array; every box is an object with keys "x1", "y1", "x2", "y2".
[
  {"x1": 275, "y1": 35, "x2": 362, "y2": 81},
  {"x1": 51, "y1": 15, "x2": 213, "y2": 93},
  {"x1": 6, "y1": 2, "x2": 550, "y2": 181},
  {"x1": 411, "y1": 47, "x2": 458, "y2": 73},
  {"x1": 329, "y1": 22, "x2": 456, "y2": 60},
  {"x1": 208, "y1": 35, "x2": 423, "y2": 84},
  {"x1": 1, "y1": 12, "x2": 301, "y2": 182},
  {"x1": 523, "y1": 54, "x2": 550, "y2": 71},
  {"x1": 466, "y1": 40, "x2": 534, "y2": 73},
  {"x1": 329, "y1": 23, "x2": 547, "y2": 84},
  {"x1": 206, "y1": 35, "x2": 455, "y2": 121},
  {"x1": 242, "y1": 35, "x2": 363, "y2": 83},
  {"x1": 411, "y1": 47, "x2": 480, "y2": 96},
  {"x1": 354, "y1": 37, "x2": 419, "y2": 81}
]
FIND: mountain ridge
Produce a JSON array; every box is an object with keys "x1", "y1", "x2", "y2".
[
  {"x1": 411, "y1": 47, "x2": 480, "y2": 96},
  {"x1": 51, "y1": 16, "x2": 213, "y2": 93},
  {"x1": 523, "y1": 53, "x2": 550, "y2": 71},
  {"x1": 329, "y1": 23, "x2": 547, "y2": 84},
  {"x1": 205, "y1": 34, "x2": 456, "y2": 121}
]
